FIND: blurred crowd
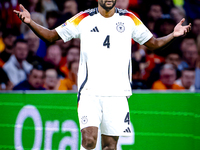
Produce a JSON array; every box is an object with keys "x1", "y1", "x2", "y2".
[{"x1": 0, "y1": 0, "x2": 200, "y2": 91}]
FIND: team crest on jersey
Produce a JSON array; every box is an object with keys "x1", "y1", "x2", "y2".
[
  {"x1": 81, "y1": 116, "x2": 88, "y2": 124},
  {"x1": 116, "y1": 22, "x2": 125, "y2": 33}
]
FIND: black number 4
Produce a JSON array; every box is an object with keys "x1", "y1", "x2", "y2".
[
  {"x1": 124, "y1": 112, "x2": 130, "y2": 125},
  {"x1": 103, "y1": 35, "x2": 110, "y2": 48}
]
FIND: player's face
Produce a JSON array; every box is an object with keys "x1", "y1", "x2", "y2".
[{"x1": 98, "y1": 0, "x2": 117, "y2": 12}]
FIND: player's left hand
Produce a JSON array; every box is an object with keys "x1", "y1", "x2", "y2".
[{"x1": 173, "y1": 18, "x2": 191, "y2": 37}]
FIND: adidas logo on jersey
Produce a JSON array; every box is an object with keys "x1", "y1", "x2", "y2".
[
  {"x1": 123, "y1": 127, "x2": 131, "y2": 133},
  {"x1": 90, "y1": 26, "x2": 99, "y2": 32}
]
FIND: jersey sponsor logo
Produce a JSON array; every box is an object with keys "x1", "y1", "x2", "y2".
[
  {"x1": 90, "y1": 26, "x2": 99, "y2": 32},
  {"x1": 81, "y1": 116, "x2": 88, "y2": 124},
  {"x1": 116, "y1": 22, "x2": 125, "y2": 33}
]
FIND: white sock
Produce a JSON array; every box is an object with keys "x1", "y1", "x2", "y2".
[{"x1": 80, "y1": 145, "x2": 95, "y2": 150}]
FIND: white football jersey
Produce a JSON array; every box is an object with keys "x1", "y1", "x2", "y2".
[{"x1": 55, "y1": 8, "x2": 153, "y2": 96}]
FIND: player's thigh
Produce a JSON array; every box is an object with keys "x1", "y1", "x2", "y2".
[
  {"x1": 78, "y1": 94, "x2": 102, "y2": 130},
  {"x1": 101, "y1": 134, "x2": 119, "y2": 150},
  {"x1": 101, "y1": 96, "x2": 131, "y2": 136}
]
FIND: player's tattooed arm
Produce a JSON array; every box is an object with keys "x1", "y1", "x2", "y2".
[
  {"x1": 14, "y1": 4, "x2": 60, "y2": 43},
  {"x1": 144, "y1": 18, "x2": 191, "y2": 51}
]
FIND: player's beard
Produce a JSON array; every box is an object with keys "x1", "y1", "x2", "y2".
[{"x1": 99, "y1": 0, "x2": 117, "y2": 12}]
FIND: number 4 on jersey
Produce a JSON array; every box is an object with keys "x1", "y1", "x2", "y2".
[
  {"x1": 103, "y1": 35, "x2": 110, "y2": 48},
  {"x1": 124, "y1": 112, "x2": 130, "y2": 125}
]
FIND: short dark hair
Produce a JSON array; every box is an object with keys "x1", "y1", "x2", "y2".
[
  {"x1": 13, "y1": 39, "x2": 28, "y2": 47},
  {"x1": 182, "y1": 68, "x2": 195, "y2": 72},
  {"x1": 166, "y1": 51, "x2": 182, "y2": 58},
  {"x1": 180, "y1": 32, "x2": 196, "y2": 43},
  {"x1": 2, "y1": 29, "x2": 18, "y2": 38},
  {"x1": 46, "y1": 10, "x2": 60, "y2": 20},
  {"x1": 32, "y1": 61, "x2": 44, "y2": 71},
  {"x1": 154, "y1": 18, "x2": 176, "y2": 37},
  {"x1": 190, "y1": 17, "x2": 200, "y2": 25},
  {"x1": 147, "y1": 1, "x2": 163, "y2": 13},
  {"x1": 29, "y1": 63, "x2": 44, "y2": 77}
]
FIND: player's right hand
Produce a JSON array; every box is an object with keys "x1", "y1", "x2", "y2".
[{"x1": 13, "y1": 4, "x2": 31, "y2": 24}]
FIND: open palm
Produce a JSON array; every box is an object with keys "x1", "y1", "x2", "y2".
[
  {"x1": 173, "y1": 18, "x2": 191, "y2": 37},
  {"x1": 13, "y1": 4, "x2": 31, "y2": 24}
]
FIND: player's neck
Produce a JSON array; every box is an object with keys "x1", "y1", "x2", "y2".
[{"x1": 98, "y1": 5, "x2": 115, "y2": 18}]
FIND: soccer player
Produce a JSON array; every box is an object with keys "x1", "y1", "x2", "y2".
[{"x1": 14, "y1": 0, "x2": 191, "y2": 149}]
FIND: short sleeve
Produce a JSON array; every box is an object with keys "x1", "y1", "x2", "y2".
[
  {"x1": 55, "y1": 12, "x2": 84, "y2": 42},
  {"x1": 130, "y1": 13, "x2": 153, "y2": 45}
]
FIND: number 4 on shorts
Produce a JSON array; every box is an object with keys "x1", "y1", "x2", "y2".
[{"x1": 124, "y1": 112, "x2": 130, "y2": 125}]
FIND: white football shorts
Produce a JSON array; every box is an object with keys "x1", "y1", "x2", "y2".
[{"x1": 78, "y1": 94, "x2": 132, "y2": 136}]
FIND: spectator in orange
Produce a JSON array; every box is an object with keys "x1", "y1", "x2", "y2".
[
  {"x1": 0, "y1": 19, "x2": 5, "y2": 52},
  {"x1": 152, "y1": 63, "x2": 185, "y2": 90},
  {"x1": 67, "y1": 60, "x2": 79, "y2": 89},
  {"x1": 60, "y1": 45, "x2": 80, "y2": 78},
  {"x1": 57, "y1": 38, "x2": 80, "y2": 67},
  {"x1": 133, "y1": 46, "x2": 165, "y2": 81},
  {"x1": 56, "y1": 39, "x2": 72, "y2": 63},
  {"x1": 146, "y1": 51, "x2": 182, "y2": 88},
  {"x1": 58, "y1": 60, "x2": 79, "y2": 91},
  {"x1": 142, "y1": 51, "x2": 165, "y2": 80}
]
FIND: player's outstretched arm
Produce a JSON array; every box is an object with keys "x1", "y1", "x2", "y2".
[
  {"x1": 144, "y1": 18, "x2": 191, "y2": 51},
  {"x1": 13, "y1": 4, "x2": 60, "y2": 43}
]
